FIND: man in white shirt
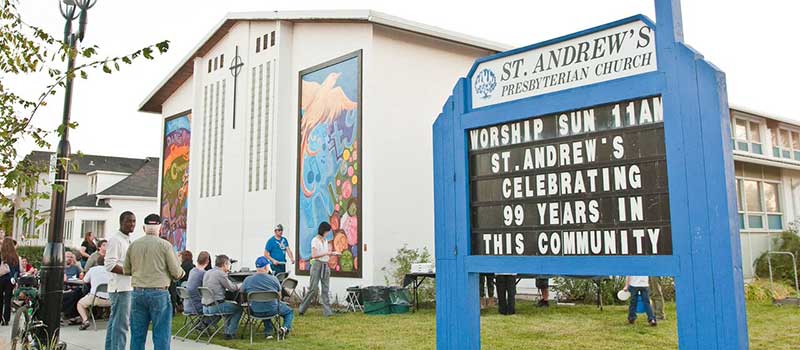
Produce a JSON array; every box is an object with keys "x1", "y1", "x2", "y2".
[
  {"x1": 624, "y1": 275, "x2": 657, "y2": 326},
  {"x1": 77, "y1": 257, "x2": 112, "y2": 330},
  {"x1": 104, "y1": 211, "x2": 136, "y2": 350}
]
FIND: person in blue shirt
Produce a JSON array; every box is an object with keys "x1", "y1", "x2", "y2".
[
  {"x1": 241, "y1": 257, "x2": 294, "y2": 339},
  {"x1": 263, "y1": 224, "x2": 294, "y2": 275}
]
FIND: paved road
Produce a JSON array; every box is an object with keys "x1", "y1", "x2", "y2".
[{"x1": 0, "y1": 319, "x2": 234, "y2": 350}]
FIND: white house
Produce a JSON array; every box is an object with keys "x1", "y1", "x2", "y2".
[
  {"x1": 13, "y1": 151, "x2": 159, "y2": 248},
  {"x1": 729, "y1": 107, "x2": 800, "y2": 279},
  {"x1": 139, "y1": 10, "x2": 506, "y2": 297}
]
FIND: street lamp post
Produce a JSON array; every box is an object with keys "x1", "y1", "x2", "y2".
[{"x1": 39, "y1": 0, "x2": 96, "y2": 345}]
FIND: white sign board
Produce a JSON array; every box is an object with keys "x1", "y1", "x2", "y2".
[
  {"x1": 471, "y1": 20, "x2": 656, "y2": 109},
  {"x1": 48, "y1": 153, "x2": 56, "y2": 184}
]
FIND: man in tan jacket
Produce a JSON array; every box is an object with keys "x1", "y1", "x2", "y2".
[{"x1": 124, "y1": 214, "x2": 184, "y2": 350}]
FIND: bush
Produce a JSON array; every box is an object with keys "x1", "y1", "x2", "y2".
[
  {"x1": 381, "y1": 245, "x2": 435, "y2": 304},
  {"x1": 754, "y1": 231, "x2": 800, "y2": 287},
  {"x1": 16, "y1": 245, "x2": 45, "y2": 268},
  {"x1": 744, "y1": 279, "x2": 796, "y2": 302},
  {"x1": 553, "y1": 276, "x2": 675, "y2": 305}
]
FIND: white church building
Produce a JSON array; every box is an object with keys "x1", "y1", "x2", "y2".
[
  {"x1": 139, "y1": 10, "x2": 506, "y2": 296},
  {"x1": 139, "y1": 9, "x2": 800, "y2": 299}
]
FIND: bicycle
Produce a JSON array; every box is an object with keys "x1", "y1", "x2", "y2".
[{"x1": 8, "y1": 277, "x2": 66, "y2": 350}]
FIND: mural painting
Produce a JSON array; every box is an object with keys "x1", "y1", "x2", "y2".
[
  {"x1": 161, "y1": 112, "x2": 191, "y2": 252},
  {"x1": 296, "y1": 51, "x2": 362, "y2": 277}
]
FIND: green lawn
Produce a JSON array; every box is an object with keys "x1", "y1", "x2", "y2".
[{"x1": 173, "y1": 302, "x2": 799, "y2": 349}]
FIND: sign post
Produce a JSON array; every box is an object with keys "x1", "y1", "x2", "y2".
[{"x1": 433, "y1": 1, "x2": 748, "y2": 349}]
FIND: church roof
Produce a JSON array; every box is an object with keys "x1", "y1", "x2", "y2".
[{"x1": 138, "y1": 9, "x2": 510, "y2": 114}]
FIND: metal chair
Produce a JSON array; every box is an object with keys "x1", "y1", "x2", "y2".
[
  {"x1": 245, "y1": 291, "x2": 282, "y2": 343},
  {"x1": 197, "y1": 287, "x2": 233, "y2": 344},
  {"x1": 274, "y1": 272, "x2": 289, "y2": 283},
  {"x1": 88, "y1": 283, "x2": 110, "y2": 330},
  {"x1": 173, "y1": 287, "x2": 203, "y2": 340},
  {"x1": 281, "y1": 278, "x2": 299, "y2": 303}
]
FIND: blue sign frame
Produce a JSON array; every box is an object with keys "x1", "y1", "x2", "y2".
[{"x1": 432, "y1": 1, "x2": 748, "y2": 349}]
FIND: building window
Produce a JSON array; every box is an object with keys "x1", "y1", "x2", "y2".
[
  {"x1": 771, "y1": 126, "x2": 800, "y2": 161},
  {"x1": 256, "y1": 37, "x2": 261, "y2": 53},
  {"x1": 208, "y1": 59, "x2": 212, "y2": 73},
  {"x1": 732, "y1": 117, "x2": 762, "y2": 154},
  {"x1": 65, "y1": 220, "x2": 73, "y2": 242},
  {"x1": 735, "y1": 163, "x2": 783, "y2": 231},
  {"x1": 270, "y1": 31, "x2": 276, "y2": 46},
  {"x1": 80, "y1": 220, "x2": 105, "y2": 239}
]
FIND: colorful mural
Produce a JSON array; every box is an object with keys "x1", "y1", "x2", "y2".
[
  {"x1": 297, "y1": 51, "x2": 362, "y2": 277},
  {"x1": 161, "y1": 112, "x2": 191, "y2": 252}
]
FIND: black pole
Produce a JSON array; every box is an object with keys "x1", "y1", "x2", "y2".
[{"x1": 38, "y1": 3, "x2": 82, "y2": 346}]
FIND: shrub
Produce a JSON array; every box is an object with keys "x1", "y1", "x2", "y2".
[
  {"x1": 553, "y1": 276, "x2": 675, "y2": 305},
  {"x1": 381, "y1": 245, "x2": 435, "y2": 304},
  {"x1": 744, "y1": 279, "x2": 796, "y2": 302},
  {"x1": 753, "y1": 231, "x2": 800, "y2": 287}
]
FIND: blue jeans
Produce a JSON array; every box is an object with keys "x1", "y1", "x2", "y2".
[
  {"x1": 204, "y1": 302, "x2": 243, "y2": 336},
  {"x1": 105, "y1": 291, "x2": 131, "y2": 350},
  {"x1": 130, "y1": 289, "x2": 172, "y2": 350},
  {"x1": 251, "y1": 302, "x2": 294, "y2": 334},
  {"x1": 628, "y1": 286, "x2": 655, "y2": 322}
]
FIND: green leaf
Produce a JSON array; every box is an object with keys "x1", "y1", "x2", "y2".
[
  {"x1": 142, "y1": 47, "x2": 153, "y2": 59},
  {"x1": 102, "y1": 64, "x2": 111, "y2": 73},
  {"x1": 79, "y1": 70, "x2": 87, "y2": 79}
]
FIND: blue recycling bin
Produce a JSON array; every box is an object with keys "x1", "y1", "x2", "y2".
[{"x1": 636, "y1": 295, "x2": 646, "y2": 313}]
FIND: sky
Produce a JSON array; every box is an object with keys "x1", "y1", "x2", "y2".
[{"x1": 10, "y1": 0, "x2": 800, "y2": 161}]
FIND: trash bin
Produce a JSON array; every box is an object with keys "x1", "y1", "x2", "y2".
[
  {"x1": 363, "y1": 286, "x2": 391, "y2": 315},
  {"x1": 388, "y1": 287, "x2": 411, "y2": 314}
]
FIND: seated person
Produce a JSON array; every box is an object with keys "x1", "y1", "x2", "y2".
[
  {"x1": 64, "y1": 251, "x2": 83, "y2": 279},
  {"x1": 76, "y1": 256, "x2": 111, "y2": 330},
  {"x1": 202, "y1": 254, "x2": 242, "y2": 340},
  {"x1": 19, "y1": 257, "x2": 37, "y2": 276},
  {"x1": 83, "y1": 240, "x2": 107, "y2": 271},
  {"x1": 184, "y1": 251, "x2": 210, "y2": 315},
  {"x1": 242, "y1": 257, "x2": 294, "y2": 339}
]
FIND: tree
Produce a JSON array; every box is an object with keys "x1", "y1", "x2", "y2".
[{"x1": 0, "y1": 0, "x2": 169, "y2": 232}]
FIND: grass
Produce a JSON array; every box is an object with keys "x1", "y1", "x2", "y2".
[{"x1": 172, "y1": 301, "x2": 800, "y2": 349}]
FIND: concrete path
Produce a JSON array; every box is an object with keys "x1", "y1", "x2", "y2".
[{"x1": 0, "y1": 319, "x2": 234, "y2": 350}]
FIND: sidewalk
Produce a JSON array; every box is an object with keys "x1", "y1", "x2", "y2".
[{"x1": 0, "y1": 319, "x2": 234, "y2": 350}]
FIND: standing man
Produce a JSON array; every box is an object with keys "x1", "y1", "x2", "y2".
[
  {"x1": 494, "y1": 273, "x2": 516, "y2": 315},
  {"x1": 263, "y1": 224, "x2": 295, "y2": 275},
  {"x1": 104, "y1": 211, "x2": 136, "y2": 350},
  {"x1": 649, "y1": 276, "x2": 666, "y2": 320},
  {"x1": 125, "y1": 214, "x2": 185, "y2": 350},
  {"x1": 536, "y1": 278, "x2": 550, "y2": 307}
]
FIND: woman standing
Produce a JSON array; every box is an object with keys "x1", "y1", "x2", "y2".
[
  {"x1": 0, "y1": 237, "x2": 20, "y2": 325},
  {"x1": 78, "y1": 232, "x2": 97, "y2": 268},
  {"x1": 298, "y1": 222, "x2": 339, "y2": 317}
]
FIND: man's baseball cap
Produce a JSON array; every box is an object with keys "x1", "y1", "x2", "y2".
[
  {"x1": 144, "y1": 214, "x2": 162, "y2": 225},
  {"x1": 274, "y1": 224, "x2": 283, "y2": 231},
  {"x1": 255, "y1": 256, "x2": 270, "y2": 268}
]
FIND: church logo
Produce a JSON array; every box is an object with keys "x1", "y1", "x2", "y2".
[{"x1": 474, "y1": 68, "x2": 497, "y2": 99}]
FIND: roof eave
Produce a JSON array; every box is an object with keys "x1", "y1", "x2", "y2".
[{"x1": 138, "y1": 10, "x2": 512, "y2": 114}]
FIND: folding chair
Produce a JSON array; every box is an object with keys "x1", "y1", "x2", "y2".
[
  {"x1": 88, "y1": 284, "x2": 110, "y2": 330},
  {"x1": 346, "y1": 287, "x2": 364, "y2": 312},
  {"x1": 173, "y1": 287, "x2": 203, "y2": 340},
  {"x1": 246, "y1": 291, "x2": 282, "y2": 343},
  {"x1": 274, "y1": 272, "x2": 289, "y2": 283},
  {"x1": 281, "y1": 278, "x2": 299, "y2": 303},
  {"x1": 196, "y1": 287, "x2": 234, "y2": 344}
]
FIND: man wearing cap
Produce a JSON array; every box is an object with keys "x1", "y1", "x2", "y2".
[
  {"x1": 263, "y1": 224, "x2": 295, "y2": 275},
  {"x1": 242, "y1": 257, "x2": 295, "y2": 339},
  {"x1": 124, "y1": 214, "x2": 185, "y2": 350}
]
